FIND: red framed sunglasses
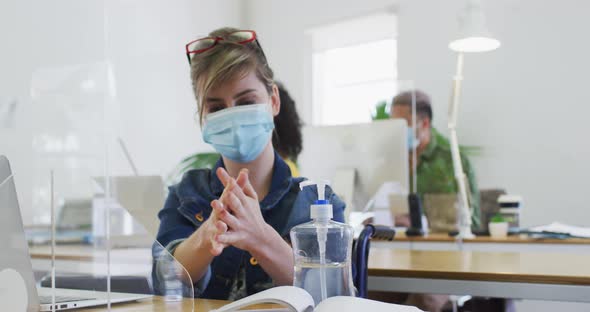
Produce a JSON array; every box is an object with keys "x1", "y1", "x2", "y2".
[{"x1": 185, "y1": 30, "x2": 267, "y2": 65}]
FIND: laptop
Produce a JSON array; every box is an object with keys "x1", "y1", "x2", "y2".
[{"x1": 0, "y1": 155, "x2": 152, "y2": 311}]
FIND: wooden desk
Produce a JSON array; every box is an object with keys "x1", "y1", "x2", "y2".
[
  {"x1": 393, "y1": 232, "x2": 590, "y2": 244},
  {"x1": 368, "y1": 249, "x2": 590, "y2": 302},
  {"x1": 374, "y1": 232, "x2": 590, "y2": 253},
  {"x1": 30, "y1": 244, "x2": 590, "y2": 302},
  {"x1": 81, "y1": 296, "x2": 278, "y2": 311}
]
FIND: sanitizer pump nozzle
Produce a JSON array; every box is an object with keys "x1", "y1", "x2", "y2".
[{"x1": 299, "y1": 180, "x2": 333, "y2": 222}]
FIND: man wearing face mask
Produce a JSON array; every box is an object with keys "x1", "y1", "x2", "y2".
[{"x1": 390, "y1": 90, "x2": 481, "y2": 231}]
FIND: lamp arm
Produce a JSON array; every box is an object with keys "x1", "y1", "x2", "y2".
[
  {"x1": 448, "y1": 52, "x2": 474, "y2": 239},
  {"x1": 448, "y1": 53, "x2": 464, "y2": 128}
]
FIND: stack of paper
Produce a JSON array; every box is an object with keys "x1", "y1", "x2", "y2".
[{"x1": 529, "y1": 222, "x2": 590, "y2": 238}]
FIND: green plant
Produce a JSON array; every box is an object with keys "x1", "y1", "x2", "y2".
[
  {"x1": 167, "y1": 152, "x2": 219, "y2": 184},
  {"x1": 490, "y1": 213, "x2": 507, "y2": 223},
  {"x1": 371, "y1": 100, "x2": 390, "y2": 120}
]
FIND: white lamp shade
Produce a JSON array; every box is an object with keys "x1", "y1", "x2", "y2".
[
  {"x1": 449, "y1": 36, "x2": 500, "y2": 52},
  {"x1": 449, "y1": 0, "x2": 500, "y2": 52}
]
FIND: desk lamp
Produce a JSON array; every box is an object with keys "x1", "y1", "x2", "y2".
[{"x1": 448, "y1": 0, "x2": 500, "y2": 238}]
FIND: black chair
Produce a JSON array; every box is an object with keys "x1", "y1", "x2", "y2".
[
  {"x1": 353, "y1": 224, "x2": 396, "y2": 298},
  {"x1": 40, "y1": 274, "x2": 152, "y2": 295}
]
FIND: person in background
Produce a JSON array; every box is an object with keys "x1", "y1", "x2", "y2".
[
  {"x1": 390, "y1": 90, "x2": 480, "y2": 230},
  {"x1": 272, "y1": 82, "x2": 303, "y2": 177},
  {"x1": 154, "y1": 27, "x2": 345, "y2": 300},
  {"x1": 385, "y1": 90, "x2": 481, "y2": 312}
]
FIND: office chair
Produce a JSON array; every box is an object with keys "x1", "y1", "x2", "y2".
[{"x1": 353, "y1": 224, "x2": 396, "y2": 298}]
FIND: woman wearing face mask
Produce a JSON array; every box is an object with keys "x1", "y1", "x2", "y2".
[{"x1": 153, "y1": 27, "x2": 345, "y2": 300}]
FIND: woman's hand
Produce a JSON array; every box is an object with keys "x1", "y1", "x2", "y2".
[
  {"x1": 203, "y1": 169, "x2": 260, "y2": 256},
  {"x1": 213, "y1": 167, "x2": 273, "y2": 253},
  {"x1": 200, "y1": 204, "x2": 229, "y2": 256},
  {"x1": 212, "y1": 167, "x2": 295, "y2": 285},
  {"x1": 171, "y1": 189, "x2": 231, "y2": 283}
]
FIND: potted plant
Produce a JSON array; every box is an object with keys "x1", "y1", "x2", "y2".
[
  {"x1": 488, "y1": 213, "x2": 509, "y2": 238},
  {"x1": 371, "y1": 100, "x2": 390, "y2": 121}
]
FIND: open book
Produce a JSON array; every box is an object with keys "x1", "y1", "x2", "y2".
[{"x1": 211, "y1": 286, "x2": 422, "y2": 312}]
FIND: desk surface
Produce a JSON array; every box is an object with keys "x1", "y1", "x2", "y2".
[
  {"x1": 29, "y1": 245, "x2": 149, "y2": 262},
  {"x1": 394, "y1": 232, "x2": 590, "y2": 244},
  {"x1": 33, "y1": 245, "x2": 590, "y2": 286},
  {"x1": 31, "y1": 246, "x2": 590, "y2": 305},
  {"x1": 368, "y1": 249, "x2": 590, "y2": 286},
  {"x1": 29, "y1": 232, "x2": 590, "y2": 262},
  {"x1": 81, "y1": 297, "x2": 277, "y2": 311}
]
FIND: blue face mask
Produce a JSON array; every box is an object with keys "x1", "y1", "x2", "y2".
[
  {"x1": 202, "y1": 103, "x2": 275, "y2": 163},
  {"x1": 407, "y1": 127, "x2": 420, "y2": 151}
]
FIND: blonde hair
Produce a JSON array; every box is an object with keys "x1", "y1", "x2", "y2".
[{"x1": 189, "y1": 27, "x2": 275, "y2": 123}]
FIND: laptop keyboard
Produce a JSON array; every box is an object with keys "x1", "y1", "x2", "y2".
[{"x1": 39, "y1": 295, "x2": 94, "y2": 304}]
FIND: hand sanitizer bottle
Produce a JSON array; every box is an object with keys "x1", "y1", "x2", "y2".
[{"x1": 290, "y1": 181, "x2": 355, "y2": 305}]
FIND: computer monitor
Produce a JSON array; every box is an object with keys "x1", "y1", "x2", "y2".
[{"x1": 299, "y1": 119, "x2": 409, "y2": 219}]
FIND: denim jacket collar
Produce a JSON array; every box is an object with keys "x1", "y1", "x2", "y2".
[{"x1": 177, "y1": 150, "x2": 293, "y2": 212}]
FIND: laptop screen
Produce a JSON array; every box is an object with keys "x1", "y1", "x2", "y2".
[{"x1": 0, "y1": 155, "x2": 41, "y2": 310}]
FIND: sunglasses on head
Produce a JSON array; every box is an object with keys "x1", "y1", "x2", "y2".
[{"x1": 185, "y1": 30, "x2": 268, "y2": 65}]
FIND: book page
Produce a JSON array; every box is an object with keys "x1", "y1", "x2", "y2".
[
  {"x1": 315, "y1": 296, "x2": 423, "y2": 312},
  {"x1": 211, "y1": 286, "x2": 314, "y2": 312}
]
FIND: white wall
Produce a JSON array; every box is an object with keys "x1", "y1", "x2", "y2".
[
  {"x1": 1, "y1": 0, "x2": 244, "y2": 225},
  {"x1": 244, "y1": 0, "x2": 399, "y2": 126},
  {"x1": 244, "y1": 0, "x2": 590, "y2": 228},
  {"x1": 105, "y1": 0, "x2": 244, "y2": 175},
  {"x1": 397, "y1": 0, "x2": 590, "y2": 228},
  {"x1": 3, "y1": 0, "x2": 589, "y2": 228}
]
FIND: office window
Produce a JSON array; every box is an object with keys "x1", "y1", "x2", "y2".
[{"x1": 309, "y1": 12, "x2": 398, "y2": 125}]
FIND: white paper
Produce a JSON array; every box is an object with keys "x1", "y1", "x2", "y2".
[
  {"x1": 529, "y1": 222, "x2": 590, "y2": 238},
  {"x1": 211, "y1": 287, "x2": 423, "y2": 312},
  {"x1": 315, "y1": 296, "x2": 422, "y2": 312},
  {"x1": 210, "y1": 286, "x2": 313, "y2": 312}
]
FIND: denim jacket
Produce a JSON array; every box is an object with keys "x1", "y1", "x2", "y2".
[{"x1": 153, "y1": 151, "x2": 345, "y2": 299}]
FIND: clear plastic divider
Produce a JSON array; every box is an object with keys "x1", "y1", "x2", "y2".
[
  {"x1": 106, "y1": 176, "x2": 196, "y2": 310},
  {"x1": 28, "y1": 62, "x2": 116, "y2": 311},
  {"x1": 25, "y1": 62, "x2": 195, "y2": 311}
]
